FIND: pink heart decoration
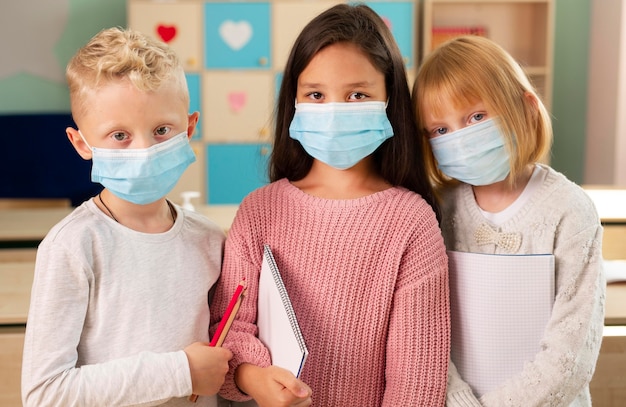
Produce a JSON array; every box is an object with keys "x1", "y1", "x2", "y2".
[
  {"x1": 156, "y1": 24, "x2": 177, "y2": 43},
  {"x1": 382, "y1": 17, "x2": 393, "y2": 31},
  {"x1": 228, "y1": 92, "x2": 247, "y2": 113}
]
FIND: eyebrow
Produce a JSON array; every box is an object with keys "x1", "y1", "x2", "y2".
[{"x1": 298, "y1": 80, "x2": 377, "y2": 89}]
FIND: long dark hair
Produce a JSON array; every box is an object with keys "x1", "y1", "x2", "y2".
[{"x1": 270, "y1": 3, "x2": 438, "y2": 216}]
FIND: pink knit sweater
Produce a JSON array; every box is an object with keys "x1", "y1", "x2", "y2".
[{"x1": 212, "y1": 178, "x2": 450, "y2": 406}]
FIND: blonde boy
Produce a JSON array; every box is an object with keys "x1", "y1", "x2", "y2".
[{"x1": 21, "y1": 27, "x2": 231, "y2": 406}]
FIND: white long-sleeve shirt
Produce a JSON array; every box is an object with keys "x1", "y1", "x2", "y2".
[{"x1": 22, "y1": 198, "x2": 225, "y2": 407}]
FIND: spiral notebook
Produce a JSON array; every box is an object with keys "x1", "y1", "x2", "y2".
[
  {"x1": 257, "y1": 245, "x2": 308, "y2": 377},
  {"x1": 448, "y1": 250, "x2": 555, "y2": 397}
]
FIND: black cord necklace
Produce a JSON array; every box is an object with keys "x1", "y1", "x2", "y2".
[
  {"x1": 98, "y1": 192, "x2": 119, "y2": 223},
  {"x1": 98, "y1": 192, "x2": 177, "y2": 224}
]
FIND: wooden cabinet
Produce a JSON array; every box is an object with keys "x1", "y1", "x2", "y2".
[
  {"x1": 590, "y1": 329, "x2": 626, "y2": 406},
  {"x1": 0, "y1": 327, "x2": 25, "y2": 407},
  {"x1": 420, "y1": 0, "x2": 555, "y2": 109},
  {"x1": 0, "y1": 260, "x2": 36, "y2": 407},
  {"x1": 593, "y1": 223, "x2": 626, "y2": 406},
  {"x1": 603, "y1": 225, "x2": 626, "y2": 260}
]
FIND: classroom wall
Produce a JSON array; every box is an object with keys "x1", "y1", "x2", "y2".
[
  {"x1": 551, "y1": 0, "x2": 591, "y2": 184},
  {"x1": 0, "y1": 0, "x2": 599, "y2": 203},
  {"x1": 0, "y1": 0, "x2": 127, "y2": 113},
  {"x1": 0, "y1": 0, "x2": 128, "y2": 205},
  {"x1": 584, "y1": 0, "x2": 626, "y2": 186}
]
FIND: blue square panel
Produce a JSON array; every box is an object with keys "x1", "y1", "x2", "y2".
[
  {"x1": 206, "y1": 143, "x2": 271, "y2": 204},
  {"x1": 367, "y1": 2, "x2": 415, "y2": 67},
  {"x1": 204, "y1": 2, "x2": 271, "y2": 69},
  {"x1": 186, "y1": 73, "x2": 202, "y2": 141}
]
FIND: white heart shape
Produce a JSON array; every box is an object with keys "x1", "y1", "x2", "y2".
[{"x1": 219, "y1": 20, "x2": 253, "y2": 51}]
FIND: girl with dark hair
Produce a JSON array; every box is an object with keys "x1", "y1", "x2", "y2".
[{"x1": 211, "y1": 4, "x2": 450, "y2": 406}]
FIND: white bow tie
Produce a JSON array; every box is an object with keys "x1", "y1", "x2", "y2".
[{"x1": 474, "y1": 222, "x2": 522, "y2": 253}]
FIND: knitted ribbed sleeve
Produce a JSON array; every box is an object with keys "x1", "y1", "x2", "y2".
[{"x1": 211, "y1": 179, "x2": 450, "y2": 406}]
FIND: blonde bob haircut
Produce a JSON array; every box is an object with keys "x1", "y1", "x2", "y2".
[
  {"x1": 66, "y1": 27, "x2": 189, "y2": 119},
  {"x1": 412, "y1": 35, "x2": 553, "y2": 189}
]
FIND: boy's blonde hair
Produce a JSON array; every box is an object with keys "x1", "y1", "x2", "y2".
[
  {"x1": 413, "y1": 35, "x2": 553, "y2": 189},
  {"x1": 66, "y1": 27, "x2": 188, "y2": 119}
]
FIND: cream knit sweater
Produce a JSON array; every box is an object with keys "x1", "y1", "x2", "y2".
[{"x1": 442, "y1": 165, "x2": 605, "y2": 407}]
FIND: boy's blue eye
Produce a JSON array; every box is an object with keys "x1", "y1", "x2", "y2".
[
  {"x1": 112, "y1": 132, "x2": 127, "y2": 141},
  {"x1": 436, "y1": 128, "x2": 447, "y2": 135}
]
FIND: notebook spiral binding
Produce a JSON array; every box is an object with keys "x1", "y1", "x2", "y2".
[{"x1": 263, "y1": 244, "x2": 307, "y2": 354}]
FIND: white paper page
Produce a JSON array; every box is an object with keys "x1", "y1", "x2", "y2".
[
  {"x1": 257, "y1": 245, "x2": 308, "y2": 377},
  {"x1": 448, "y1": 250, "x2": 555, "y2": 396}
]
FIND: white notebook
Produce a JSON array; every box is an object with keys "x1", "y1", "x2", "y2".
[
  {"x1": 257, "y1": 245, "x2": 308, "y2": 377},
  {"x1": 447, "y1": 250, "x2": 555, "y2": 396}
]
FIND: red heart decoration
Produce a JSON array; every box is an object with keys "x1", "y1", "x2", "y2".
[{"x1": 156, "y1": 24, "x2": 177, "y2": 43}]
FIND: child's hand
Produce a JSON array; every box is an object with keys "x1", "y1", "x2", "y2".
[
  {"x1": 184, "y1": 342, "x2": 233, "y2": 396},
  {"x1": 235, "y1": 363, "x2": 312, "y2": 407}
]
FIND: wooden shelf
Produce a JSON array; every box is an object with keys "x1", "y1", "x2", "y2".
[{"x1": 421, "y1": 0, "x2": 555, "y2": 109}]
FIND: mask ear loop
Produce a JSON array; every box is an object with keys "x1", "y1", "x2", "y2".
[{"x1": 78, "y1": 130, "x2": 94, "y2": 150}]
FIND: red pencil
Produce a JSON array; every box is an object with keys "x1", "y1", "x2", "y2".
[
  {"x1": 189, "y1": 279, "x2": 247, "y2": 402},
  {"x1": 210, "y1": 279, "x2": 247, "y2": 347}
]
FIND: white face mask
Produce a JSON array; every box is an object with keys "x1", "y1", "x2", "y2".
[
  {"x1": 288, "y1": 101, "x2": 394, "y2": 170},
  {"x1": 429, "y1": 117, "x2": 511, "y2": 186}
]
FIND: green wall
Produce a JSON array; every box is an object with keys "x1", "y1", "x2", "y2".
[
  {"x1": 0, "y1": 0, "x2": 127, "y2": 113},
  {"x1": 551, "y1": 0, "x2": 591, "y2": 184}
]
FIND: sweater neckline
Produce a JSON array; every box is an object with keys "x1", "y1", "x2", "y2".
[
  {"x1": 86, "y1": 198, "x2": 184, "y2": 241},
  {"x1": 278, "y1": 178, "x2": 403, "y2": 208},
  {"x1": 461, "y1": 164, "x2": 559, "y2": 228}
]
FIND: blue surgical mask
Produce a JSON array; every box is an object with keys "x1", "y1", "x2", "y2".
[
  {"x1": 289, "y1": 101, "x2": 394, "y2": 170},
  {"x1": 429, "y1": 117, "x2": 510, "y2": 186},
  {"x1": 79, "y1": 131, "x2": 196, "y2": 204}
]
